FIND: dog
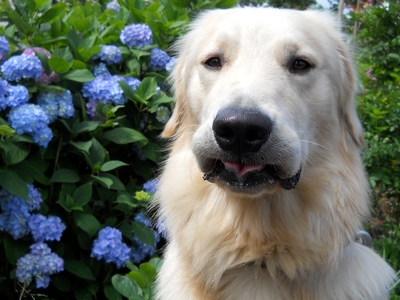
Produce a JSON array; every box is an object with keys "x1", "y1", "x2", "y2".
[{"x1": 154, "y1": 7, "x2": 395, "y2": 300}]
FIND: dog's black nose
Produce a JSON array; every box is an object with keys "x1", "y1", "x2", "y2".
[{"x1": 212, "y1": 107, "x2": 273, "y2": 154}]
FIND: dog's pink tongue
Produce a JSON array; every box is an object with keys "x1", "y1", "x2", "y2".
[{"x1": 223, "y1": 161, "x2": 263, "y2": 176}]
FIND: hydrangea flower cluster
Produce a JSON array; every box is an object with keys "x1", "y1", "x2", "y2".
[
  {"x1": 23, "y1": 47, "x2": 60, "y2": 84},
  {"x1": 94, "y1": 45, "x2": 122, "y2": 65},
  {"x1": 0, "y1": 184, "x2": 43, "y2": 239},
  {"x1": 37, "y1": 89, "x2": 75, "y2": 122},
  {"x1": 0, "y1": 78, "x2": 29, "y2": 110},
  {"x1": 120, "y1": 24, "x2": 153, "y2": 48},
  {"x1": 82, "y1": 75, "x2": 126, "y2": 106},
  {"x1": 16, "y1": 242, "x2": 64, "y2": 289},
  {"x1": 143, "y1": 179, "x2": 158, "y2": 193},
  {"x1": 1, "y1": 54, "x2": 43, "y2": 82},
  {"x1": 106, "y1": 0, "x2": 120, "y2": 12},
  {"x1": 8, "y1": 104, "x2": 53, "y2": 147},
  {"x1": 91, "y1": 227, "x2": 130, "y2": 268},
  {"x1": 28, "y1": 214, "x2": 66, "y2": 242},
  {"x1": 0, "y1": 36, "x2": 10, "y2": 61},
  {"x1": 131, "y1": 212, "x2": 159, "y2": 264},
  {"x1": 150, "y1": 48, "x2": 171, "y2": 71},
  {"x1": 93, "y1": 63, "x2": 111, "y2": 77}
]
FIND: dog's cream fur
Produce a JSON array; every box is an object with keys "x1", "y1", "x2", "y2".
[{"x1": 154, "y1": 7, "x2": 395, "y2": 300}]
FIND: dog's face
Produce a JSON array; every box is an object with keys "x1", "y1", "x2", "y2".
[{"x1": 164, "y1": 8, "x2": 364, "y2": 196}]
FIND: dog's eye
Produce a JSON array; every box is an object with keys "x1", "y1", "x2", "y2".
[
  {"x1": 204, "y1": 57, "x2": 222, "y2": 69},
  {"x1": 291, "y1": 59, "x2": 311, "y2": 71}
]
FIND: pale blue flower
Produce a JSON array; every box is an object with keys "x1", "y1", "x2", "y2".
[
  {"x1": 150, "y1": 48, "x2": 170, "y2": 71},
  {"x1": 120, "y1": 24, "x2": 152, "y2": 48},
  {"x1": 1, "y1": 55, "x2": 43, "y2": 81},
  {"x1": 37, "y1": 90, "x2": 74, "y2": 122},
  {"x1": 106, "y1": 1, "x2": 120, "y2": 12},
  {"x1": 6, "y1": 85, "x2": 29, "y2": 108},
  {"x1": 0, "y1": 78, "x2": 10, "y2": 110},
  {"x1": 28, "y1": 214, "x2": 66, "y2": 242},
  {"x1": 0, "y1": 36, "x2": 10, "y2": 60},
  {"x1": 124, "y1": 77, "x2": 141, "y2": 90},
  {"x1": 93, "y1": 63, "x2": 110, "y2": 77},
  {"x1": 94, "y1": 45, "x2": 122, "y2": 65},
  {"x1": 82, "y1": 75, "x2": 126, "y2": 105},
  {"x1": 143, "y1": 179, "x2": 158, "y2": 193},
  {"x1": 165, "y1": 57, "x2": 177, "y2": 72},
  {"x1": 91, "y1": 227, "x2": 130, "y2": 268},
  {"x1": 16, "y1": 242, "x2": 64, "y2": 289},
  {"x1": 8, "y1": 104, "x2": 52, "y2": 147}
]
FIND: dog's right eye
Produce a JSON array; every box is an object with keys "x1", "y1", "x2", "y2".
[{"x1": 204, "y1": 57, "x2": 222, "y2": 69}]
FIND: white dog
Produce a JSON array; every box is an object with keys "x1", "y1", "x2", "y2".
[{"x1": 154, "y1": 7, "x2": 395, "y2": 300}]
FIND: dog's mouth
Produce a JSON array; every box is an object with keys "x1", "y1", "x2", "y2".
[{"x1": 202, "y1": 160, "x2": 301, "y2": 191}]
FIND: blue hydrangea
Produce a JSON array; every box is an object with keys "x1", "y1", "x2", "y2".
[
  {"x1": 28, "y1": 214, "x2": 66, "y2": 242},
  {"x1": 0, "y1": 78, "x2": 10, "y2": 110},
  {"x1": 0, "y1": 184, "x2": 43, "y2": 239},
  {"x1": 155, "y1": 218, "x2": 168, "y2": 239},
  {"x1": 16, "y1": 242, "x2": 64, "y2": 289},
  {"x1": 106, "y1": 1, "x2": 120, "y2": 12},
  {"x1": 37, "y1": 90, "x2": 74, "y2": 122},
  {"x1": 94, "y1": 45, "x2": 122, "y2": 65},
  {"x1": 165, "y1": 57, "x2": 177, "y2": 72},
  {"x1": 134, "y1": 212, "x2": 152, "y2": 227},
  {"x1": 0, "y1": 36, "x2": 10, "y2": 60},
  {"x1": 8, "y1": 104, "x2": 53, "y2": 147},
  {"x1": 91, "y1": 227, "x2": 131, "y2": 268},
  {"x1": 143, "y1": 179, "x2": 158, "y2": 193},
  {"x1": 1, "y1": 54, "x2": 43, "y2": 82},
  {"x1": 93, "y1": 63, "x2": 110, "y2": 77},
  {"x1": 120, "y1": 24, "x2": 153, "y2": 48},
  {"x1": 5, "y1": 84, "x2": 29, "y2": 108},
  {"x1": 156, "y1": 106, "x2": 171, "y2": 124},
  {"x1": 150, "y1": 48, "x2": 170, "y2": 71},
  {"x1": 82, "y1": 75, "x2": 126, "y2": 105},
  {"x1": 86, "y1": 100, "x2": 99, "y2": 119},
  {"x1": 123, "y1": 77, "x2": 141, "y2": 91}
]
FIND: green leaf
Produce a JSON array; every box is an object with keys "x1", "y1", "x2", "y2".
[
  {"x1": 132, "y1": 222, "x2": 155, "y2": 247},
  {"x1": 102, "y1": 128, "x2": 147, "y2": 145},
  {"x1": 9, "y1": 10, "x2": 32, "y2": 35},
  {"x1": 70, "y1": 140, "x2": 93, "y2": 154},
  {"x1": 92, "y1": 175, "x2": 113, "y2": 189},
  {"x1": 37, "y1": 2, "x2": 66, "y2": 24},
  {"x1": 74, "y1": 213, "x2": 100, "y2": 237},
  {"x1": 48, "y1": 56, "x2": 71, "y2": 73},
  {"x1": 73, "y1": 183, "x2": 93, "y2": 207},
  {"x1": 64, "y1": 259, "x2": 96, "y2": 281},
  {"x1": 73, "y1": 121, "x2": 100, "y2": 134},
  {"x1": 0, "y1": 169, "x2": 29, "y2": 198},
  {"x1": 97, "y1": 173, "x2": 126, "y2": 191},
  {"x1": 62, "y1": 69, "x2": 94, "y2": 82},
  {"x1": 139, "y1": 263, "x2": 157, "y2": 287},
  {"x1": 119, "y1": 80, "x2": 136, "y2": 101},
  {"x1": 0, "y1": 141, "x2": 29, "y2": 166},
  {"x1": 136, "y1": 77, "x2": 158, "y2": 103},
  {"x1": 101, "y1": 161, "x2": 128, "y2": 172},
  {"x1": 111, "y1": 275, "x2": 143, "y2": 298},
  {"x1": 149, "y1": 94, "x2": 174, "y2": 113},
  {"x1": 3, "y1": 235, "x2": 30, "y2": 265},
  {"x1": 51, "y1": 169, "x2": 80, "y2": 183},
  {"x1": 53, "y1": 47, "x2": 74, "y2": 65},
  {"x1": 12, "y1": 158, "x2": 50, "y2": 185},
  {"x1": 115, "y1": 194, "x2": 136, "y2": 208},
  {"x1": 88, "y1": 138, "x2": 107, "y2": 166},
  {"x1": 126, "y1": 271, "x2": 146, "y2": 289},
  {"x1": 104, "y1": 285, "x2": 122, "y2": 300}
]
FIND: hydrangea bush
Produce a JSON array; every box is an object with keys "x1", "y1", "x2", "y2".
[{"x1": 0, "y1": 0, "x2": 236, "y2": 299}]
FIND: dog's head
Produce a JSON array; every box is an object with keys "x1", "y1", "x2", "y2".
[{"x1": 163, "y1": 8, "x2": 364, "y2": 196}]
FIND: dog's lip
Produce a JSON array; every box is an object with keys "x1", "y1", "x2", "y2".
[{"x1": 202, "y1": 159, "x2": 301, "y2": 191}]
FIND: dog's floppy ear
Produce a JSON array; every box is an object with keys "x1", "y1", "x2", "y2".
[
  {"x1": 337, "y1": 43, "x2": 365, "y2": 147},
  {"x1": 161, "y1": 56, "x2": 186, "y2": 138}
]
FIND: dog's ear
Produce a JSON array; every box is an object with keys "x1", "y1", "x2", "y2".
[
  {"x1": 337, "y1": 43, "x2": 365, "y2": 147},
  {"x1": 161, "y1": 56, "x2": 186, "y2": 138}
]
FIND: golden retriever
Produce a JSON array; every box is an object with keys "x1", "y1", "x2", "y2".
[{"x1": 154, "y1": 7, "x2": 395, "y2": 300}]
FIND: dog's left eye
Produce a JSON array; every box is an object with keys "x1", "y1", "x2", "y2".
[
  {"x1": 204, "y1": 57, "x2": 222, "y2": 69},
  {"x1": 291, "y1": 59, "x2": 311, "y2": 71}
]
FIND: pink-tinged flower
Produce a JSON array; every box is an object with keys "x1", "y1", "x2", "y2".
[
  {"x1": 23, "y1": 47, "x2": 60, "y2": 84},
  {"x1": 365, "y1": 68, "x2": 373, "y2": 78}
]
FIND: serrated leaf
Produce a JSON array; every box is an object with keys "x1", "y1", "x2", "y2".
[
  {"x1": 37, "y1": 2, "x2": 66, "y2": 24},
  {"x1": 73, "y1": 183, "x2": 93, "y2": 207},
  {"x1": 101, "y1": 161, "x2": 128, "y2": 172},
  {"x1": 74, "y1": 213, "x2": 100, "y2": 237},
  {"x1": 64, "y1": 259, "x2": 96, "y2": 281},
  {"x1": 62, "y1": 69, "x2": 94, "y2": 82},
  {"x1": 0, "y1": 169, "x2": 29, "y2": 198},
  {"x1": 111, "y1": 275, "x2": 143, "y2": 298},
  {"x1": 51, "y1": 169, "x2": 80, "y2": 183},
  {"x1": 102, "y1": 128, "x2": 147, "y2": 145},
  {"x1": 132, "y1": 222, "x2": 155, "y2": 247},
  {"x1": 48, "y1": 56, "x2": 71, "y2": 73}
]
